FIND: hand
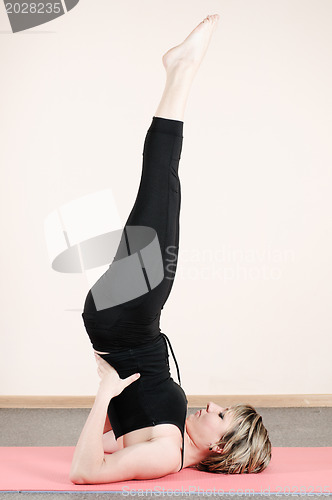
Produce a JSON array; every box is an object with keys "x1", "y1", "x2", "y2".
[{"x1": 94, "y1": 352, "x2": 140, "y2": 398}]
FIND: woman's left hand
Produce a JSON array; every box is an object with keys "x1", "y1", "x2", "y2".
[{"x1": 94, "y1": 352, "x2": 140, "y2": 398}]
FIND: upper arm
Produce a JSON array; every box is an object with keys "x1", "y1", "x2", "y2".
[
  {"x1": 103, "y1": 414, "x2": 112, "y2": 434},
  {"x1": 102, "y1": 430, "x2": 120, "y2": 454},
  {"x1": 71, "y1": 439, "x2": 179, "y2": 484}
]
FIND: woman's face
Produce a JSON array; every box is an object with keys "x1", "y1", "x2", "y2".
[{"x1": 187, "y1": 401, "x2": 234, "y2": 451}]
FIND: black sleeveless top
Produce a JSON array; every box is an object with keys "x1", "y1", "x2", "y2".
[{"x1": 95, "y1": 332, "x2": 187, "y2": 472}]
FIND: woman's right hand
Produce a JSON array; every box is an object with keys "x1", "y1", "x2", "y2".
[{"x1": 94, "y1": 353, "x2": 140, "y2": 398}]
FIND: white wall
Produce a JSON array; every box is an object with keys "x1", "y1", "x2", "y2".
[{"x1": 1, "y1": 0, "x2": 331, "y2": 396}]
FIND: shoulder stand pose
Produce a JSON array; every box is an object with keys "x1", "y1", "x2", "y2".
[{"x1": 70, "y1": 14, "x2": 271, "y2": 485}]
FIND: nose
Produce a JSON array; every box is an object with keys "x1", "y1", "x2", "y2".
[
  {"x1": 206, "y1": 401, "x2": 214, "y2": 412},
  {"x1": 207, "y1": 401, "x2": 220, "y2": 412},
  {"x1": 206, "y1": 402, "x2": 228, "y2": 413}
]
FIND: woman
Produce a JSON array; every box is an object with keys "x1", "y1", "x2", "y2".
[{"x1": 70, "y1": 14, "x2": 271, "y2": 484}]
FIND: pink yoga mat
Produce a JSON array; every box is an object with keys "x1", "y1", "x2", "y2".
[{"x1": 0, "y1": 447, "x2": 331, "y2": 494}]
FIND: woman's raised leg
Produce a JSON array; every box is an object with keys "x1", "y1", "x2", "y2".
[
  {"x1": 117, "y1": 14, "x2": 221, "y2": 311},
  {"x1": 85, "y1": 15, "x2": 220, "y2": 352}
]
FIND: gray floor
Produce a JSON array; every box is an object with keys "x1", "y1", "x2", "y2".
[{"x1": 1, "y1": 407, "x2": 331, "y2": 499}]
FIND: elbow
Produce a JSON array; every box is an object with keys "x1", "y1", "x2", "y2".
[
  {"x1": 69, "y1": 459, "x2": 105, "y2": 484},
  {"x1": 69, "y1": 471, "x2": 87, "y2": 484},
  {"x1": 69, "y1": 476, "x2": 84, "y2": 485},
  {"x1": 69, "y1": 467, "x2": 102, "y2": 485},
  {"x1": 69, "y1": 467, "x2": 90, "y2": 485}
]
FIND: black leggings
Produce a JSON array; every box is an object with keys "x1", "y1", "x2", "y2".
[{"x1": 82, "y1": 116, "x2": 184, "y2": 352}]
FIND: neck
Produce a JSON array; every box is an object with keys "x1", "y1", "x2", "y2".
[{"x1": 182, "y1": 420, "x2": 208, "y2": 468}]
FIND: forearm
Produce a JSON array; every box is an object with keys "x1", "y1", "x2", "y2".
[{"x1": 70, "y1": 389, "x2": 112, "y2": 479}]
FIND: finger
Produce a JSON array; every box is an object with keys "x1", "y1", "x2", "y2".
[
  {"x1": 94, "y1": 353, "x2": 103, "y2": 360},
  {"x1": 124, "y1": 373, "x2": 140, "y2": 387},
  {"x1": 94, "y1": 353, "x2": 107, "y2": 364}
]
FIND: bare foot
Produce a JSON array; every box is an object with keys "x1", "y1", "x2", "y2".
[{"x1": 162, "y1": 14, "x2": 220, "y2": 74}]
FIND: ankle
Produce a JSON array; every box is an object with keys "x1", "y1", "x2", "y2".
[{"x1": 165, "y1": 65, "x2": 196, "y2": 89}]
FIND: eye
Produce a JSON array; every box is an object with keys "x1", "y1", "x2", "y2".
[{"x1": 219, "y1": 412, "x2": 224, "y2": 419}]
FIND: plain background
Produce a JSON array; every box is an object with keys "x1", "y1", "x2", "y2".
[{"x1": 0, "y1": 0, "x2": 331, "y2": 396}]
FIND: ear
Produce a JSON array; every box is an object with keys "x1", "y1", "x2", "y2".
[{"x1": 209, "y1": 444, "x2": 223, "y2": 454}]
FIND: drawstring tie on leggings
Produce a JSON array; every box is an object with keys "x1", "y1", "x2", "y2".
[{"x1": 161, "y1": 333, "x2": 182, "y2": 386}]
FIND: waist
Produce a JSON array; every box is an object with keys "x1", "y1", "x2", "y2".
[
  {"x1": 97, "y1": 334, "x2": 167, "y2": 368},
  {"x1": 82, "y1": 311, "x2": 162, "y2": 352}
]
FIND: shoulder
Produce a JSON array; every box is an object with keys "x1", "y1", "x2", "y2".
[{"x1": 71, "y1": 437, "x2": 181, "y2": 484}]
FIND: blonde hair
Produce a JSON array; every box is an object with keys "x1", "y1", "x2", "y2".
[{"x1": 192, "y1": 404, "x2": 271, "y2": 474}]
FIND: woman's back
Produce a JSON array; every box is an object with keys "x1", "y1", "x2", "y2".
[{"x1": 96, "y1": 334, "x2": 187, "y2": 471}]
